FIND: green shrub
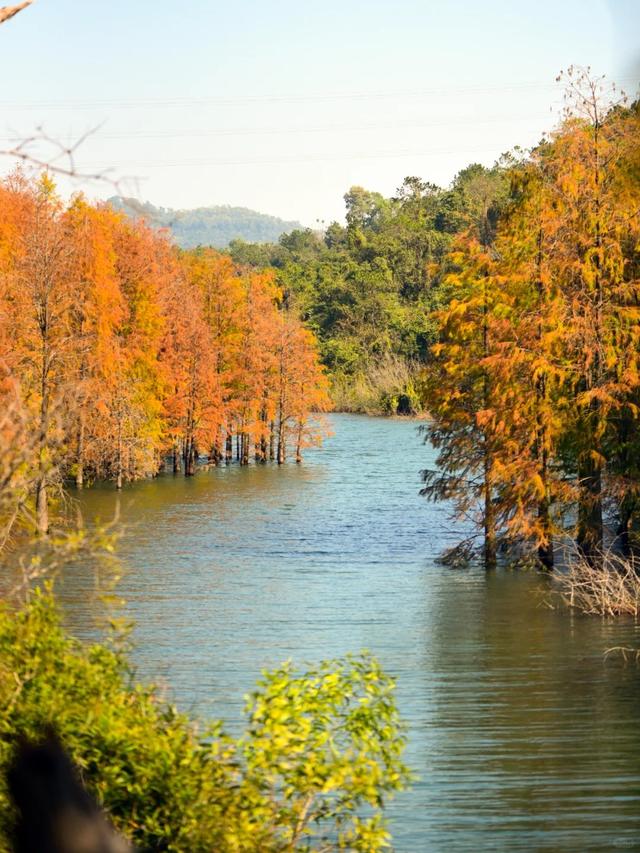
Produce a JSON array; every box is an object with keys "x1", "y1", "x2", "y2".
[{"x1": 0, "y1": 591, "x2": 410, "y2": 851}]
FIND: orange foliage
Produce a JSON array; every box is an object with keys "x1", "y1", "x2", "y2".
[{"x1": 0, "y1": 172, "x2": 329, "y2": 523}]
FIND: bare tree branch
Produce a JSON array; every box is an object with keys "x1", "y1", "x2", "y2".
[
  {"x1": 0, "y1": 3, "x2": 130, "y2": 191},
  {"x1": 0, "y1": 1, "x2": 33, "y2": 26},
  {"x1": 1, "y1": 124, "x2": 124, "y2": 188}
]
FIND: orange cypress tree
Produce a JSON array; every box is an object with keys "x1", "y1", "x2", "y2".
[{"x1": 0, "y1": 173, "x2": 74, "y2": 533}]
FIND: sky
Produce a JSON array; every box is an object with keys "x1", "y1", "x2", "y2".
[{"x1": 1, "y1": 0, "x2": 639, "y2": 226}]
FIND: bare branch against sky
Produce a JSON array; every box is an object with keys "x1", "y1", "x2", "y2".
[{"x1": 0, "y1": 2, "x2": 33, "y2": 26}]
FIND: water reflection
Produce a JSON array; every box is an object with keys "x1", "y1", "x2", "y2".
[{"x1": 53, "y1": 415, "x2": 640, "y2": 851}]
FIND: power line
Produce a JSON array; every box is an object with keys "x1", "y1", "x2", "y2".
[
  {"x1": 2, "y1": 77, "x2": 636, "y2": 111},
  {"x1": 0, "y1": 112, "x2": 556, "y2": 143},
  {"x1": 81, "y1": 144, "x2": 522, "y2": 170}
]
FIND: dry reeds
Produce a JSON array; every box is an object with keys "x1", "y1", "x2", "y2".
[
  {"x1": 331, "y1": 355, "x2": 421, "y2": 414},
  {"x1": 555, "y1": 547, "x2": 640, "y2": 616}
]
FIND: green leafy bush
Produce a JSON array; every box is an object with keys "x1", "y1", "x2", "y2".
[{"x1": 0, "y1": 591, "x2": 410, "y2": 851}]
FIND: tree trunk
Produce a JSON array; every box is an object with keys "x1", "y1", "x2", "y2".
[
  {"x1": 483, "y1": 451, "x2": 497, "y2": 570},
  {"x1": 116, "y1": 422, "x2": 123, "y2": 490},
  {"x1": 35, "y1": 479, "x2": 48, "y2": 536},
  {"x1": 209, "y1": 433, "x2": 222, "y2": 466},
  {"x1": 295, "y1": 421, "x2": 303, "y2": 464},
  {"x1": 576, "y1": 114, "x2": 604, "y2": 564},
  {"x1": 616, "y1": 495, "x2": 635, "y2": 559},
  {"x1": 576, "y1": 449, "x2": 603, "y2": 564},
  {"x1": 184, "y1": 438, "x2": 196, "y2": 476},
  {"x1": 481, "y1": 271, "x2": 495, "y2": 570},
  {"x1": 534, "y1": 229, "x2": 554, "y2": 571},
  {"x1": 75, "y1": 418, "x2": 85, "y2": 488},
  {"x1": 277, "y1": 418, "x2": 285, "y2": 465}
]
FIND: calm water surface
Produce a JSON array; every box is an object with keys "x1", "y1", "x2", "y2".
[{"x1": 63, "y1": 414, "x2": 640, "y2": 852}]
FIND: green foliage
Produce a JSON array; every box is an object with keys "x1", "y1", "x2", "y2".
[
  {"x1": 227, "y1": 168, "x2": 510, "y2": 413},
  {"x1": 0, "y1": 591, "x2": 410, "y2": 852}
]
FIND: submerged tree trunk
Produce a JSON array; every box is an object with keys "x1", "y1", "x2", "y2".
[{"x1": 225, "y1": 427, "x2": 233, "y2": 464}]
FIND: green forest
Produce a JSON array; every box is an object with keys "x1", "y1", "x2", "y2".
[{"x1": 228, "y1": 163, "x2": 509, "y2": 414}]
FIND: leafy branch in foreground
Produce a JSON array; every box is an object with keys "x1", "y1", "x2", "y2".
[{"x1": 0, "y1": 592, "x2": 410, "y2": 852}]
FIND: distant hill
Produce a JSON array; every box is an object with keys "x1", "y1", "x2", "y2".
[{"x1": 108, "y1": 197, "x2": 300, "y2": 249}]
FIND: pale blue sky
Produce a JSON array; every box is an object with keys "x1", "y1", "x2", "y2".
[{"x1": 1, "y1": 0, "x2": 638, "y2": 224}]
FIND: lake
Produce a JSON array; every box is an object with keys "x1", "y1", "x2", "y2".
[{"x1": 62, "y1": 414, "x2": 640, "y2": 852}]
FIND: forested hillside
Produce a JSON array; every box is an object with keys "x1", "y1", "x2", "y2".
[{"x1": 109, "y1": 197, "x2": 301, "y2": 248}]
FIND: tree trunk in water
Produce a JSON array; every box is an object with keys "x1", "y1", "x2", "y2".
[
  {"x1": 295, "y1": 422, "x2": 303, "y2": 464},
  {"x1": 577, "y1": 451, "x2": 603, "y2": 564},
  {"x1": 116, "y1": 424, "x2": 123, "y2": 490},
  {"x1": 277, "y1": 419, "x2": 285, "y2": 465},
  {"x1": 173, "y1": 442, "x2": 181, "y2": 474},
  {"x1": 255, "y1": 435, "x2": 267, "y2": 463},
  {"x1": 534, "y1": 231, "x2": 553, "y2": 571},
  {"x1": 209, "y1": 434, "x2": 222, "y2": 466},
  {"x1": 225, "y1": 428, "x2": 233, "y2": 464},
  {"x1": 616, "y1": 495, "x2": 635, "y2": 559},
  {"x1": 269, "y1": 421, "x2": 275, "y2": 461},
  {"x1": 536, "y1": 378, "x2": 554, "y2": 571},
  {"x1": 615, "y1": 413, "x2": 634, "y2": 558},
  {"x1": 483, "y1": 456, "x2": 497, "y2": 571},
  {"x1": 576, "y1": 118, "x2": 604, "y2": 566},
  {"x1": 76, "y1": 419, "x2": 85, "y2": 488},
  {"x1": 481, "y1": 271, "x2": 495, "y2": 570},
  {"x1": 185, "y1": 439, "x2": 196, "y2": 476},
  {"x1": 537, "y1": 497, "x2": 554, "y2": 570}
]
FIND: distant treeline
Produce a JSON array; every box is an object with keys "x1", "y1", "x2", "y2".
[
  {"x1": 109, "y1": 197, "x2": 301, "y2": 249},
  {"x1": 0, "y1": 175, "x2": 328, "y2": 537}
]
